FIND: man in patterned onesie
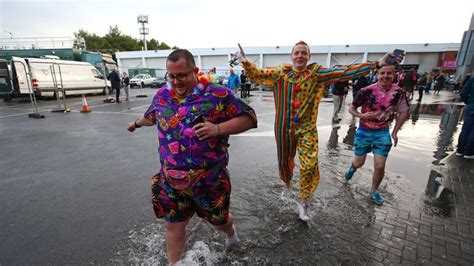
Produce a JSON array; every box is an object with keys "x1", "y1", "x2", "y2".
[{"x1": 238, "y1": 41, "x2": 403, "y2": 221}]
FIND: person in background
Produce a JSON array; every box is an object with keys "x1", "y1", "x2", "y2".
[
  {"x1": 425, "y1": 71, "x2": 433, "y2": 93},
  {"x1": 344, "y1": 64, "x2": 410, "y2": 205},
  {"x1": 332, "y1": 80, "x2": 349, "y2": 123},
  {"x1": 240, "y1": 70, "x2": 248, "y2": 98},
  {"x1": 107, "y1": 67, "x2": 121, "y2": 103},
  {"x1": 352, "y1": 75, "x2": 369, "y2": 100},
  {"x1": 455, "y1": 75, "x2": 474, "y2": 159},
  {"x1": 245, "y1": 75, "x2": 252, "y2": 97},
  {"x1": 127, "y1": 49, "x2": 257, "y2": 264},
  {"x1": 122, "y1": 72, "x2": 130, "y2": 101},
  {"x1": 402, "y1": 68, "x2": 418, "y2": 101},
  {"x1": 227, "y1": 68, "x2": 240, "y2": 94},
  {"x1": 434, "y1": 73, "x2": 445, "y2": 95},
  {"x1": 416, "y1": 72, "x2": 428, "y2": 102}
]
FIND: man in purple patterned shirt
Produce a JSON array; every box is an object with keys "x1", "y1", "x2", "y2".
[
  {"x1": 344, "y1": 65, "x2": 409, "y2": 205},
  {"x1": 127, "y1": 49, "x2": 257, "y2": 264}
]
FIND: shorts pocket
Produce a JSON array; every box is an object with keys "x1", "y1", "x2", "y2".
[{"x1": 150, "y1": 174, "x2": 165, "y2": 218}]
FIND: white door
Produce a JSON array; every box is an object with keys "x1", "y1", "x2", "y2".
[{"x1": 11, "y1": 57, "x2": 32, "y2": 95}]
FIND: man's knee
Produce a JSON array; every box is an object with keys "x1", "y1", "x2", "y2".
[
  {"x1": 353, "y1": 155, "x2": 366, "y2": 168},
  {"x1": 373, "y1": 156, "x2": 387, "y2": 172},
  {"x1": 374, "y1": 163, "x2": 385, "y2": 172}
]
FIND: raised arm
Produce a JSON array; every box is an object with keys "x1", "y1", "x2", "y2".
[
  {"x1": 238, "y1": 43, "x2": 280, "y2": 84},
  {"x1": 316, "y1": 51, "x2": 404, "y2": 84}
]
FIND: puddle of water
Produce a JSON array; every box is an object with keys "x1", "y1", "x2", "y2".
[
  {"x1": 421, "y1": 170, "x2": 453, "y2": 217},
  {"x1": 321, "y1": 102, "x2": 464, "y2": 190},
  {"x1": 116, "y1": 99, "x2": 464, "y2": 264},
  {"x1": 319, "y1": 101, "x2": 461, "y2": 221}
]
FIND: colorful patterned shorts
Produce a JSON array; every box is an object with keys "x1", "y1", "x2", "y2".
[
  {"x1": 354, "y1": 127, "x2": 392, "y2": 157},
  {"x1": 151, "y1": 168, "x2": 231, "y2": 226}
]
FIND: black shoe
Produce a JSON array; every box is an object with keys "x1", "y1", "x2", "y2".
[{"x1": 116, "y1": 100, "x2": 122, "y2": 103}]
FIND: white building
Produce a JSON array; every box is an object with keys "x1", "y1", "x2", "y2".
[{"x1": 116, "y1": 43, "x2": 460, "y2": 77}]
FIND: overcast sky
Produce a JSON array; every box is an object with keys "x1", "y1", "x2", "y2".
[{"x1": 1, "y1": 0, "x2": 473, "y2": 49}]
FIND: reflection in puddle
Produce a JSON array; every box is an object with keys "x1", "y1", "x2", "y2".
[{"x1": 423, "y1": 170, "x2": 453, "y2": 217}]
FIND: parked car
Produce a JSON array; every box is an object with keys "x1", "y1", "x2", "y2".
[
  {"x1": 129, "y1": 74, "x2": 154, "y2": 88},
  {"x1": 214, "y1": 76, "x2": 228, "y2": 86},
  {"x1": 151, "y1": 77, "x2": 166, "y2": 88},
  {"x1": 258, "y1": 84, "x2": 273, "y2": 91}
]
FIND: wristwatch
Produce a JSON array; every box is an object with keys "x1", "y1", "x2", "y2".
[{"x1": 134, "y1": 119, "x2": 142, "y2": 128}]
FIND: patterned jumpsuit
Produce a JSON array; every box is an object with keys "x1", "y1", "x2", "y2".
[{"x1": 244, "y1": 62, "x2": 376, "y2": 200}]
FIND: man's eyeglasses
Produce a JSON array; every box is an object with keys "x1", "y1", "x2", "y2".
[{"x1": 164, "y1": 70, "x2": 194, "y2": 82}]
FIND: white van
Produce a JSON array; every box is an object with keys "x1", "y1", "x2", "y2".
[{"x1": 11, "y1": 56, "x2": 110, "y2": 97}]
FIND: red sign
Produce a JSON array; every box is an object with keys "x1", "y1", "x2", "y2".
[{"x1": 443, "y1": 60, "x2": 456, "y2": 68}]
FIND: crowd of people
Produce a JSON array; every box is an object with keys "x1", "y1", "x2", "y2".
[{"x1": 123, "y1": 41, "x2": 473, "y2": 264}]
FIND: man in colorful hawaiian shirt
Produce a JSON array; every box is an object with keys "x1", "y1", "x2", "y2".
[
  {"x1": 238, "y1": 42, "x2": 403, "y2": 221},
  {"x1": 344, "y1": 64, "x2": 410, "y2": 205},
  {"x1": 127, "y1": 49, "x2": 257, "y2": 264}
]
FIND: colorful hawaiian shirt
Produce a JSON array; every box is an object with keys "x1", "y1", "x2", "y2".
[
  {"x1": 352, "y1": 83, "x2": 409, "y2": 130},
  {"x1": 144, "y1": 82, "x2": 257, "y2": 171}
]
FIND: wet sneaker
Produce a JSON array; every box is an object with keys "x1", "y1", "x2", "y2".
[
  {"x1": 297, "y1": 203, "x2": 310, "y2": 222},
  {"x1": 371, "y1": 191, "x2": 384, "y2": 205},
  {"x1": 280, "y1": 187, "x2": 295, "y2": 200},
  {"x1": 464, "y1": 155, "x2": 474, "y2": 159},
  {"x1": 225, "y1": 225, "x2": 239, "y2": 250},
  {"x1": 344, "y1": 165, "x2": 356, "y2": 181}
]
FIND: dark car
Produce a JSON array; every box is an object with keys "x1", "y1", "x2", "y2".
[{"x1": 151, "y1": 77, "x2": 166, "y2": 88}]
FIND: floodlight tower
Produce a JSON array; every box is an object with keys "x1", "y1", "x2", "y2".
[
  {"x1": 137, "y1": 15, "x2": 149, "y2": 51},
  {"x1": 4, "y1": 30, "x2": 13, "y2": 39}
]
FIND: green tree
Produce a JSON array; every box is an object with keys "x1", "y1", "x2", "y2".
[{"x1": 74, "y1": 26, "x2": 174, "y2": 53}]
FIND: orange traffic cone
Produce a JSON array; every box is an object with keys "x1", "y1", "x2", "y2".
[{"x1": 80, "y1": 95, "x2": 91, "y2": 113}]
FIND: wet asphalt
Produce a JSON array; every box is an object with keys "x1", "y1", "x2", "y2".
[{"x1": 0, "y1": 88, "x2": 472, "y2": 264}]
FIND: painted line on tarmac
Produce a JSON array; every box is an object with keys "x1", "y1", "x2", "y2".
[
  {"x1": 119, "y1": 104, "x2": 150, "y2": 113},
  {"x1": 0, "y1": 106, "x2": 37, "y2": 111},
  {"x1": 70, "y1": 110, "x2": 143, "y2": 116},
  {"x1": 256, "y1": 112, "x2": 275, "y2": 117},
  {"x1": 237, "y1": 130, "x2": 274, "y2": 137},
  {"x1": 0, "y1": 112, "x2": 34, "y2": 119}
]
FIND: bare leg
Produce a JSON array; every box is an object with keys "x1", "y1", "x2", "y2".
[
  {"x1": 125, "y1": 85, "x2": 130, "y2": 101},
  {"x1": 165, "y1": 219, "x2": 190, "y2": 265},
  {"x1": 213, "y1": 213, "x2": 235, "y2": 238},
  {"x1": 214, "y1": 213, "x2": 239, "y2": 248},
  {"x1": 371, "y1": 155, "x2": 387, "y2": 191},
  {"x1": 352, "y1": 154, "x2": 367, "y2": 169}
]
